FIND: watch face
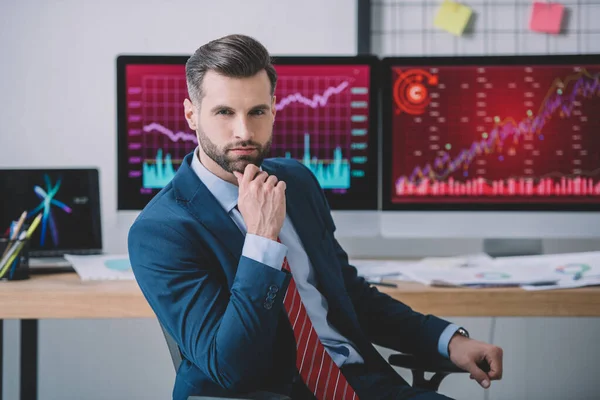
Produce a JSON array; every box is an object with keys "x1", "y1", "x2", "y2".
[{"x1": 458, "y1": 328, "x2": 469, "y2": 338}]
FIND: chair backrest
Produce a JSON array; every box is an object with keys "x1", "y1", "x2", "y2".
[
  {"x1": 158, "y1": 321, "x2": 292, "y2": 400},
  {"x1": 159, "y1": 322, "x2": 183, "y2": 371}
]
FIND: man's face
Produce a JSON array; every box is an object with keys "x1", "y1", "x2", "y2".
[{"x1": 184, "y1": 69, "x2": 276, "y2": 174}]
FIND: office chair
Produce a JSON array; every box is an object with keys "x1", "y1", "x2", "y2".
[
  {"x1": 159, "y1": 323, "x2": 291, "y2": 400},
  {"x1": 387, "y1": 353, "x2": 467, "y2": 391},
  {"x1": 159, "y1": 322, "x2": 471, "y2": 397}
]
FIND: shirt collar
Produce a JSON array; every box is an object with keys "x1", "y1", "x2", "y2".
[{"x1": 191, "y1": 148, "x2": 239, "y2": 213}]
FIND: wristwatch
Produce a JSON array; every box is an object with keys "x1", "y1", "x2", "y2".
[{"x1": 455, "y1": 327, "x2": 470, "y2": 338}]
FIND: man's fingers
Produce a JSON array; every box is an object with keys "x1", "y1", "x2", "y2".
[
  {"x1": 242, "y1": 164, "x2": 260, "y2": 184},
  {"x1": 485, "y1": 347, "x2": 504, "y2": 380},
  {"x1": 276, "y1": 180, "x2": 286, "y2": 190},
  {"x1": 266, "y1": 175, "x2": 278, "y2": 186},
  {"x1": 253, "y1": 171, "x2": 269, "y2": 183},
  {"x1": 233, "y1": 171, "x2": 243, "y2": 183},
  {"x1": 468, "y1": 364, "x2": 491, "y2": 389}
]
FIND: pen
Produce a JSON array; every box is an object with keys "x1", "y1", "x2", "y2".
[
  {"x1": 1, "y1": 211, "x2": 27, "y2": 259},
  {"x1": 0, "y1": 213, "x2": 42, "y2": 279},
  {"x1": 0, "y1": 232, "x2": 27, "y2": 278},
  {"x1": 25, "y1": 213, "x2": 42, "y2": 238},
  {"x1": 12, "y1": 211, "x2": 28, "y2": 239},
  {"x1": 367, "y1": 281, "x2": 398, "y2": 288}
]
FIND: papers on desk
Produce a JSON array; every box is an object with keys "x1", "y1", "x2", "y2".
[
  {"x1": 64, "y1": 254, "x2": 135, "y2": 281},
  {"x1": 400, "y1": 251, "x2": 600, "y2": 290},
  {"x1": 350, "y1": 259, "x2": 417, "y2": 282},
  {"x1": 494, "y1": 252, "x2": 600, "y2": 291},
  {"x1": 400, "y1": 263, "x2": 558, "y2": 287},
  {"x1": 417, "y1": 253, "x2": 493, "y2": 269}
]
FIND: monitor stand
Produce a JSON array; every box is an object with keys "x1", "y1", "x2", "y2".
[{"x1": 483, "y1": 239, "x2": 544, "y2": 258}]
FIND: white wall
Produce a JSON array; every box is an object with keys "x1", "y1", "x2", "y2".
[
  {"x1": 1, "y1": 1, "x2": 599, "y2": 400},
  {"x1": 0, "y1": 0, "x2": 358, "y2": 255}
]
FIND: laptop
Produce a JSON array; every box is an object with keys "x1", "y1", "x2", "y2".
[{"x1": 0, "y1": 168, "x2": 102, "y2": 272}]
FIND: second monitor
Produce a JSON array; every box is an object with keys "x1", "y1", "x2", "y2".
[
  {"x1": 382, "y1": 54, "x2": 600, "y2": 211},
  {"x1": 380, "y1": 54, "x2": 600, "y2": 240}
]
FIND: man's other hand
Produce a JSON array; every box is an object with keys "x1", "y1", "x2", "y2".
[
  {"x1": 233, "y1": 164, "x2": 286, "y2": 241},
  {"x1": 448, "y1": 334, "x2": 503, "y2": 389}
]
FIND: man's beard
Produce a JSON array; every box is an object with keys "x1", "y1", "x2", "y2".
[{"x1": 196, "y1": 127, "x2": 272, "y2": 174}]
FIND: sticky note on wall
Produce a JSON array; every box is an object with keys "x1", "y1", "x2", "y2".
[
  {"x1": 434, "y1": 0, "x2": 473, "y2": 36},
  {"x1": 529, "y1": 2, "x2": 565, "y2": 34}
]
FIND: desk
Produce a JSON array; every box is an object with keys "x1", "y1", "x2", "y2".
[
  {"x1": 0, "y1": 274, "x2": 153, "y2": 400},
  {"x1": 377, "y1": 281, "x2": 600, "y2": 317},
  {"x1": 2, "y1": 273, "x2": 600, "y2": 400}
]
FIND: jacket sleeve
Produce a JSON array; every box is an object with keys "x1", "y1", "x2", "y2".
[
  {"x1": 128, "y1": 217, "x2": 291, "y2": 392},
  {"x1": 300, "y1": 164, "x2": 452, "y2": 359}
]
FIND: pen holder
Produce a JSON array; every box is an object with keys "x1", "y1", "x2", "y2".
[{"x1": 0, "y1": 237, "x2": 30, "y2": 281}]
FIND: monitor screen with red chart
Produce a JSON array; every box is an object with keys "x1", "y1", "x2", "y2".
[
  {"x1": 381, "y1": 55, "x2": 600, "y2": 211},
  {"x1": 117, "y1": 56, "x2": 379, "y2": 210}
]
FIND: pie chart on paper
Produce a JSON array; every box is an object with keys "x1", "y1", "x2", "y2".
[
  {"x1": 104, "y1": 259, "x2": 132, "y2": 271},
  {"x1": 64, "y1": 254, "x2": 135, "y2": 280}
]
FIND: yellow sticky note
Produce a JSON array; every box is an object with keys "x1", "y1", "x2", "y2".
[{"x1": 434, "y1": 0, "x2": 473, "y2": 36}]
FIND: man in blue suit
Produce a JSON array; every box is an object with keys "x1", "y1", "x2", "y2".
[{"x1": 128, "y1": 34, "x2": 503, "y2": 400}]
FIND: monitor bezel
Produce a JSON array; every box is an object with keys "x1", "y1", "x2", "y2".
[
  {"x1": 381, "y1": 54, "x2": 600, "y2": 212},
  {"x1": 117, "y1": 55, "x2": 190, "y2": 211},
  {"x1": 116, "y1": 54, "x2": 380, "y2": 210},
  {"x1": 0, "y1": 168, "x2": 103, "y2": 255}
]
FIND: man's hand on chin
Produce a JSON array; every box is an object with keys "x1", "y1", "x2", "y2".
[{"x1": 448, "y1": 334, "x2": 504, "y2": 389}]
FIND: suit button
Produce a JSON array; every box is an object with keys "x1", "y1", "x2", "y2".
[
  {"x1": 269, "y1": 285, "x2": 279, "y2": 293},
  {"x1": 263, "y1": 301, "x2": 273, "y2": 310},
  {"x1": 267, "y1": 292, "x2": 277, "y2": 300}
]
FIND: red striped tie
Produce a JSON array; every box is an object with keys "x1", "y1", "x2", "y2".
[{"x1": 281, "y1": 252, "x2": 359, "y2": 400}]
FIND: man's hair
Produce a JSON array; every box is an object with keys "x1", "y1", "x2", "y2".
[{"x1": 185, "y1": 34, "x2": 278, "y2": 104}]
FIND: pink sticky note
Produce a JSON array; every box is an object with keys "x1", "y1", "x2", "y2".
[{"x1": 529, "y1": 2, "x2": 565, "y2": 34}]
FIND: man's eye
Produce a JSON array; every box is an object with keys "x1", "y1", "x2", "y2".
[
  {"x1": 251, "y1": 110, "x2": 265, "y2": 116},
  {"x1": 217, "y1": 109, "x2": 233, "y2": 115}
]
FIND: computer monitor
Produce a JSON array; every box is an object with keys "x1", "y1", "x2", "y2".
[
  {"x1": 0, "y1": 168, "x2": 103, "y2": 257},
  {"x1": 380, "y1": 55, "x2": 600, "y2": 242},
  {"x1": 117, "y1": 55, "x2": 379, "y2": 211}
]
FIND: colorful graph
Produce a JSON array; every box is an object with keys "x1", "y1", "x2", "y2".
[
  {"x1": 275, "y1": 80, "x2": 349, "y2": 111},
  {"x1": 390, "y1": 64, "x2": 600, "y2": 204},
  {"x1": 122, "y1": 63, "x2": 373, "y2": 208},
  {"x1": 271, "y1": 65, "x2": 370, "y2": 190},
  {"x1": 119, "y1": 59, "x2": 376, "y2": 209},
  {"x1": 143, "y1": 149, "x2": 177, "y2": 189},
  {"x1": 555, "y1": 263, "x2": 591, "y2": 276},
  {"x1": 396, "y1": 176, "x2": 600, "y2": 197},
  {"x1": 284, "y1": 133, "x2": 350, "y2": 189}
]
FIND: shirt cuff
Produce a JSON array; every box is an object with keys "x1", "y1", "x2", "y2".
[
  {"x1": 242, "y1": 234, "x2": 287, "y2": 270},
  {"x1": 438, "y1": 323, "x2": 461, "y2": 359}
]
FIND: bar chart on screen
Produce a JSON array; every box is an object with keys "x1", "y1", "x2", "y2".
[
  {"x1": 119, "y1": 58, "x2": 378, "y2": 210},
  {"x1": 271, "y1": 66, "x2": 371, "y2": 191},
  {"x1": 124, "y1": 65, "x2": 372, "y2": 192}
]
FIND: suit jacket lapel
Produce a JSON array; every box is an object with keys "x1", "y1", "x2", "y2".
[{"x1": 172, "y1": 154, "x2": 245, "y2": 286}]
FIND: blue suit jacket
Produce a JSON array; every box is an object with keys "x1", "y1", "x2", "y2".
[{"x1": 128, "y1": 153, "x2": 451, "y2": 399}]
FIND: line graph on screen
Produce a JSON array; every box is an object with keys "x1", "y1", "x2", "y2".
[
  {"x1": 272, "y1": 75, "x2": 359, "y2": 189},
  {"x1": 391, "y1": 66, "x2": 600, "y2": 202}
]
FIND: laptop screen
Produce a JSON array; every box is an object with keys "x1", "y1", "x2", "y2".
[{"x1": 0, "y1": 168, "x2": 102, "y2": 256}]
